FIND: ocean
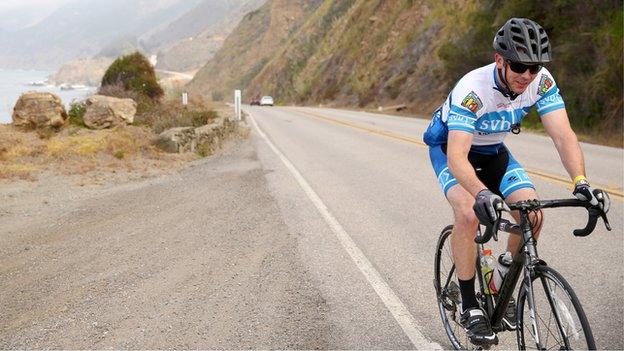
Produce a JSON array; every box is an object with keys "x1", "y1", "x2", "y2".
[{"x1": 0, "y1": 69, "x2": 96, "y2": 124}]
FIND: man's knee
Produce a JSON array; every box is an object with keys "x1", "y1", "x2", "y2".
[
  {"x1": 454, "y1": 201, "x2": 479, "y2": 230},
  {"x1": 529, "y1": 209, "x2": 544, "y2": 233}
]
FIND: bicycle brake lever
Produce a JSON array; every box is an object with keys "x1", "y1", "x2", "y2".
[{"x1": 601, "y1": 212, "x2": 612, "y2": 231}]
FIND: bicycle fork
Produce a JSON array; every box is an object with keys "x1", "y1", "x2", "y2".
[
  {"x1": 519, "y1": 210, "x2": 545, "y2": 349},
  {"x1": 522, "y1": 264, "x2": 543, "y2": 348}
]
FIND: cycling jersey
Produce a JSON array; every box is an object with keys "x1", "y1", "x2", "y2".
[
  {"x1": 423, "y1": 63, "x2": 565, "y2": 149},
  {"x1": 424, "y1": 62, "x2": 565, "y2": 197}
]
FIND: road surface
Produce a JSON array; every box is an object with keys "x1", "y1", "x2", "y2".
[{"x1": 1, "y1": 105, "x2": 621, "y2": 349}]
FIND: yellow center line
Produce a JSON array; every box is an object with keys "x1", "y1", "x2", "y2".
[{"x1": 290, "y1": 107, "x2": 624, "y2": 200}]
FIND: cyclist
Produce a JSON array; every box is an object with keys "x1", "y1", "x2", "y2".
[{"x1": 423, "y1": 18, "x2": 610, "y2": 346}]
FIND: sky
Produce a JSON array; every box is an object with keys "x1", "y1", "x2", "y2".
[
  {"x1": 0, "y1": 0, "x2": 74, "y2": 12},
  {"x1": 0, "y1": 0, "x2": 75, "y2": 30}
]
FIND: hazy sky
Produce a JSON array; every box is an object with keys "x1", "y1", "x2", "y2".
[
  {"x1": 0, "y1": 0, "x2": 75, "y2": 30},
  {"x1": 0, "y1": 0, "x2": 74, "y2": 13}
]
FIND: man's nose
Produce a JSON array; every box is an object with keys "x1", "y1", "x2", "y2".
[{"x1": 521, "y1": 70, "x2": 533, "y2": 80}]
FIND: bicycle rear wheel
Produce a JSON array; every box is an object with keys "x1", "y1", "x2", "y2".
[
  {"x1": 516, "y1": 265, "x2": 595, "y2": 350},
  {"x1": 434, "y1": 225, "x2": 471, "y2": 349}
]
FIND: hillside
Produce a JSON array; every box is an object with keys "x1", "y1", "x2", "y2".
[
  {"x1": 153, "y1": 0, "x2": 266, "y2": 71},
  {"x1": 187, "y1": 0, "x2": 324, "y2": 100},
  {"x1": 189, "y1": 0, "x2": 623, "y2": 145},
  {"x1": 0, "y1": 0, "x2": 262, "y2": 71},
  {"x1": 0, "y1": 0, "x2": 200, "y2": 70}
]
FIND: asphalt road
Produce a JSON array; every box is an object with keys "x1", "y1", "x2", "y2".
[
  {"x1": 1, "y1": 105, "x2": 621, "y2": 349},
  {"x1": 246, "y1": 105, "x2": 623, "y2": 349}
]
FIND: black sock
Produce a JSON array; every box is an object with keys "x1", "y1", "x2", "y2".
[{"x1": 459, "y1": 276, "x2": 478, "y2": 312}]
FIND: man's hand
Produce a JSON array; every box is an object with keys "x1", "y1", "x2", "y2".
[
  {"x1": 473, "y1": 189, "x2": 509, "y2": 225},
  {"x1": 573, "y1": 179, "x2": 611, "y2": 213}
]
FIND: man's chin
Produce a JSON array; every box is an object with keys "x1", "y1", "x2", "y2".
[{"x1": 512, "y1": 84, "x2": 528, "y2": 94}]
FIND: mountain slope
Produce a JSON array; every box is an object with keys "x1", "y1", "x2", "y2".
[
  {"x1": 187, "y1": 0, "x2": 324, "y2": 99},
  {"x1": 189, "y1": 0, "x2": 622, "y2": 143},
  {"x1": 153, "y1": 0, "x2": 266, "y2": 71},
  {"x1": 0, "y1": 0, "x2": 202, "y2": 69}
]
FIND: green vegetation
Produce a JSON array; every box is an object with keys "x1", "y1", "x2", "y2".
[
  {"x1": 67, "y1": 101, "x2": 86, "y2": 127},
  {"x1": 134, "y1": 99, "x2": 219, "y2": 134},
  {"x1": 100, "y1": 52, "x2": 164, "y2": 102},
  {"x1": 191, "y1": 0, "x2": 622, "y2": 145},
  {"x1": 436, "y1": 0, "x2": 623, "y2": 144}
]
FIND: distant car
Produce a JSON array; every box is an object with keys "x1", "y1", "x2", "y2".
[
  {"x1": 250, "y1": 97, "x2": 260, "y2": 105},
  {"x1": 260, "y1": 96, "x2": 274, "y2": 106}
]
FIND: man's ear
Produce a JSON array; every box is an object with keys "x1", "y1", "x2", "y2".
[{"x1": 494, "y1": 53, "x2": 505, "y2": 70}]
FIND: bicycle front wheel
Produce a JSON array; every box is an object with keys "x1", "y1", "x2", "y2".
[
  {"x1": 434, "y1": 225, "x2": 470, "y2": 349},
  {"x1": 516, "y1": 265, "x2": 595, "y2": 350}
]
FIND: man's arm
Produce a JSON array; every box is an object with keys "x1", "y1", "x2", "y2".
[
  {"x1": 540, "y1": 108, "x2": 586, "y2": 179},
  {"x1": 447, "y1": 130, "x2": 486, "y2": 197}
]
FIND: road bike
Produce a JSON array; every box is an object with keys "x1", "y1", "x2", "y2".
[{"x1": 434, "y1": 198, "x2": 611, "y2": 349}]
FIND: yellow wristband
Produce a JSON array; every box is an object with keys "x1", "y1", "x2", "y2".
[{"x1": 573, "y1": 175, "x2": 587, "y2": 185}]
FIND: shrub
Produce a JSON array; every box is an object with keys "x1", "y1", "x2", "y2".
[
  {"x1": 134, "y1": 100, "x2": 219, "y2": 134},
  {"x1": 211, "y1": 91, "x2": 224, "y2": 101},
  {"x1": 100, "y1": 52, "x2": 164, "y2": 101},
  {"x1": 67, "y1": 100, "x2": 86, "y2": 127}
]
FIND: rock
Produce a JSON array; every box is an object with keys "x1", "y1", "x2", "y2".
[
  {"x1": 12, "y1": 92, "x2": 67, "y2": 129},
  {"x1": 83, "y1": 95, "x2": 137, "y2": 129},
  {"x1": 154, "y1": 127, "x2": 196, "y2": 153},
  {"x1": 154, "y1": 116, "x2": 238, "y2": 154},
  {"x1": 195, "y1": 122, "x2": 223, "y2": 156}
]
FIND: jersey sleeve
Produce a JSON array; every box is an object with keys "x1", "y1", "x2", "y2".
[
  {"x1": 534, "y1": 68, "x2": 565, "y2": 117},
  {"x1": 447, "y1": 82, "x2": 485, "y2": 134}
]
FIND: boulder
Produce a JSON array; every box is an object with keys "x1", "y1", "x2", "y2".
[
  {"x1": 12, "y1": 92, "x2": 67, "y2": 129},
  {"x1": 83, "y1": 95, "x2": 137, "y2": 129},
  {"x1": 154, "y1": 127, "x2": 196, "y2": 153}
]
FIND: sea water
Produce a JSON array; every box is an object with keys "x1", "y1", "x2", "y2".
[{"x1": 0, "y1": 69, "x2": 96, "y2": 124}]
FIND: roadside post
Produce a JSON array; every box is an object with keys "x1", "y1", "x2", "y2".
[
  {"x1": 234, "y1": 89, "x2": 241, "y2": 121},
  {"x1": 182, "y1": 92, "x2": 188, "y2": 106}
]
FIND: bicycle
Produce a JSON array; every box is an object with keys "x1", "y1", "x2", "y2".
[{"x1": 434, "y1": 198, "x2": 611, "y2": 350}]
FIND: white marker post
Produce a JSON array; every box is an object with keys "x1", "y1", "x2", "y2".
[
  {"x1": 234, "y1": 89, "x2": 241, "y2": 121},
  {"x1": 182, "y1": 92, "x2": 188, "y2": 106}
]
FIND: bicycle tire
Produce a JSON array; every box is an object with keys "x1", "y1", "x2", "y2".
[
  {"x1": 434, "y1": 225, "x2": 471, "y2": 349},
  {"x1": 516, "y1": 265, "x2": 596, "y2": 350}
]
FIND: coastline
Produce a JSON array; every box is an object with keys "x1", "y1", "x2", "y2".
[{"x1": 0, "y1": 69, "x2": 96, "y2": 124}]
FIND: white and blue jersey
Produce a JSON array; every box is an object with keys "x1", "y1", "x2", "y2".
[{"x1": 423, "y1": 63, "x2": 566, "y2": 197}]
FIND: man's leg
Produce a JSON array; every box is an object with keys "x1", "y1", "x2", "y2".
[
  {"x1": 446, "y1": 184, "x2": 499, "y2": 345},
  {"x1": 504, "y1": 187, "x2": 544, "y2": 255},
  {"x1": 447, "y1": 184, "x2": 479, "y2": 281}
]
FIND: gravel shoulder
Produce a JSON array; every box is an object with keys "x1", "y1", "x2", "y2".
[{"x1": 0, "y1": 138, "x2": 330, "y2": 349}]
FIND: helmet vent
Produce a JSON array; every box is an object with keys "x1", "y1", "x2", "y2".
[{"x1": 494, "y1": 18, "x2": 551, "y2": 64}]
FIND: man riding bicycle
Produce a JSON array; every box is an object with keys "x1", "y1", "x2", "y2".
[{"x1": 423, "y1": 18, "x2": 610, "y2": 346}]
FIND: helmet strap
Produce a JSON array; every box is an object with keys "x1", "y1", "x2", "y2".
[{"x1": 496, "y1": 63, "x2": 519, "y2": 100}]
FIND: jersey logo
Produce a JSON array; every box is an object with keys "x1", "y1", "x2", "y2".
[
  {"x1": 461, "y1": 91, "x2": 483, "y2": 113},
  {"x1": 537, "y1": 74, "x2": 553, "y2": 96}
]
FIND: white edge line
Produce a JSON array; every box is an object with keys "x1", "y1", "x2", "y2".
[{"x1": 247, "y1": 110, "x2": 441, "y2": 350}]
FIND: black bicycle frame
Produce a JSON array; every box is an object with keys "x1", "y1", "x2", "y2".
[{"x1": 476, "y1": 209, "x2": 536, "y2": 332}]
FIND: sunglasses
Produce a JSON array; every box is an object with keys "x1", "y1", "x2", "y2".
[{"x1": 506, "y1": 60, "x2": 542, "y2": 74}]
